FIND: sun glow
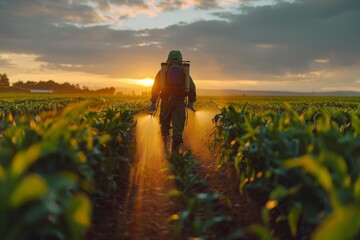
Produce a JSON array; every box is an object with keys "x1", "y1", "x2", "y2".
[{"x1": 138, "y1": 78, "x2": 154, "y2": 87}]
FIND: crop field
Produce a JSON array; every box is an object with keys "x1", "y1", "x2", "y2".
[{"x1": 1, "y1": 94, "x2": 360, "y2": 240}]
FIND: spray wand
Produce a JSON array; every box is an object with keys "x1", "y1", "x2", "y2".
[
  {"x1": 185, "y1": 96, "x2": 196, "y2": 112},
  {"x1": 150, "y1": 95, "x2": 161, "y2": 117},
  {"x1": 186, "y1": 104, "x2": 196, "y2": 112}
]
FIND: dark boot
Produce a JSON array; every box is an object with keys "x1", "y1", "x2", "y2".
[
  {"x1": 162, "y1": 135, "x2": 170, "y2": 154},
  {"x1": 171, "y1": 139, "x2": 182, "y2": 153}
]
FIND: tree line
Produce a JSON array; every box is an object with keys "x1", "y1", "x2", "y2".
[
  {"x1": 0, "y1": 73, "x2": 10, "y2": 87},
  {"x1": 0, "y1": 73, "x2": 115, "y2": 95}
]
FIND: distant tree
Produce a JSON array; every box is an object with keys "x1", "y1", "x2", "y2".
[
  {"x1": 10, "y1": 79, "x2": 115, "y2": 94},
  {"x1": 108, "y1": 87, "x2": 115, "y2": 95},
  {"x1": 141, "y1": 91, "x2": 150, "y2": 96},
  {"x1": 0, "y1": 73, "x2": 10, "y2": 87},
  {"x1": 94, "y1": 87, "x2": 115, "y2": 95},
  {"x1": 13, "y1": 80, "x2": 25, "y2": 88}
]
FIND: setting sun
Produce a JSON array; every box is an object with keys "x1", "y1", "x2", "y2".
[{"x1": 138, "y1": 78, "x2": 154, "y2": 87}]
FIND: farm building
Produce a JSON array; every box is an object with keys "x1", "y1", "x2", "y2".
[{"x1": 30, "y1": 89, "x2": 54, "y2": 93}]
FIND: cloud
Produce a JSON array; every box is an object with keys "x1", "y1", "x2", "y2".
[
  {"x1": 314, "y1": 58, "x2": 330, "y2": 64},
  {"x1": 194, "y1": 0, "x2": 219, "y2": 9},
  {"x1": 155, "y1": 0, "x2": 225, "y2": 12},
  {"x1": 0, "y1": 0, "x2": 359, "y2": 89},
  {"x1": 0, "y1": 0, "x2": 100, "y2": 25},
  {"x1": 176, "y1": 0, "x2": 360, "y2": 80},
  {"x1": 156, "y1": 0, "x2": 185, "y2": 11},
  {"x1": 0, "y1": 57, "x2": 13, "y2": 68}
]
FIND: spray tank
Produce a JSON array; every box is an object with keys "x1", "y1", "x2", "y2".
[
  {"x1": 159, "y1": 60, "x2": 195, "y2": 115},
  {"x1": 160, "y1": 61, "x2": 190, "y2": 93}
]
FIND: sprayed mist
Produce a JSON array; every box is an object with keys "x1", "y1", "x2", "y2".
[
  {"x1": 122, "y1": 114, "x2": 171, "y2": 236},
  {"x1": 183, "y1": 110, "x2": 218, "y2": 159},
  {"x1": 135, "y1": 115, "x2": 166, "y2": 169}
]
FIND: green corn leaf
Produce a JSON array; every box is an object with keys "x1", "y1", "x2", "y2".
[
  {"x1": 193, "y1": 217, "x2": 203, "y2": 236},
  {"x1": 353, "y1": 177, "x2": 360, "y2": 200},
  {"x1": 239, "y1": 172, "x2": 246, "y2": 194},
  {"x1": 65, "y1": 193, "x2": 92, "y2": 240},
  {"x1": 10, "y1": 174, "x2": 47, "y2": 207},
  {"x1": 248, "y1": 224, "x2": 278, "y2": 240},
  {"x1": 269, "y1": 186, "x2": 288, "y2": 201},
  {"x1": 10, "y1": 144, "x2": 42, "y2": 177},
  {"x1": 0, "y1": 165, "x2": 6, "y2": 181},
  {"x1": 99, "y1": 133, "x2": 111, "y2": 145},
  {"x1": 350, "y1": 113, "x2": 360, "y2": 134},
  {"x1": 313, "y1": 205, "x2": 360, "y2": 240},
  {"x1": 288, "y1": 205, "x2": 302, "y2": 236},
  {"x1": 203, "y1": 215, "x2": 232, "y2": 230},
  {"x1": 166, "y1": 189, "x2": 183, "y2": 198},
  {"x1": 284, "y1": 155, "x2": 334, "y2": 193},
  {"x1": 180, "y1": 210, "x2": 190, "y2": 221},
  {"x1": 261, "y1": 208, "x2": 270, "y2": 225},
  {"x1": 226, "y1": 230, "x2": 246, "y2": 240}
]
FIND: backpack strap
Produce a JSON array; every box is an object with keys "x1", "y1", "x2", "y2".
[
  {"x1": 183, "y1": 63, "x2": 190, "y2": 93},
  {"x1": 160, "y1": 62, "x2": 168, "y2": 92}
]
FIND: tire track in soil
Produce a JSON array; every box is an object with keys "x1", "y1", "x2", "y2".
[
  {"x1": 116, "y1": 115, "x2": 178, "y2": 240},
  {"x1": 183, "y1": 110, "x2": 266, "y2": 238}
]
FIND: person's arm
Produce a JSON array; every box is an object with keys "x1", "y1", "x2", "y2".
[
  {"x1": 188, "y1": 76, "x2": 196, "y2": 103},
  {"x1": 151, "y1": 70, "x2": 161, "y2": 103}
]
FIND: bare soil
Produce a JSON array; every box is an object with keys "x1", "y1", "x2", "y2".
[
  {"x1": 87, "y1": 115, "x2": 179, "y2": 240},
  {"x1": 87, "y1": 111, "x2": 270, "y2": 240}
]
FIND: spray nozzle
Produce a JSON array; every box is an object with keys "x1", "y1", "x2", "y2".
[{"x1": 186, "y1": 105, "x2": 196, "y2": 112}]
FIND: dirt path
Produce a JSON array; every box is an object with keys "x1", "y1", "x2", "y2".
[
  {"x1": 116, "y1": 115, "x2": 178, "y2": 240},
  {"x1": 183, "y1": 110, "x2": 266, "y2": 237},
  {"x1": 88, "y1": 110, "x2": 265, "y2": 239}
]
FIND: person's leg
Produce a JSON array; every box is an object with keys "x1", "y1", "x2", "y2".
[
  {"x1": 171, "y1": 100, "x2": 185, "y2": 152},
  {"x1": 160, "y1": 99, "x2": 172, "y2": 152}
]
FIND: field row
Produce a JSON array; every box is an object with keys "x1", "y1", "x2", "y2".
[
  {"x1": 0, "y1": 100, "x2": 136, "y2": 240},
  {"x1": 1, "y1": 95, "x2": 360, "y2": 239},
  {"x1": 212, "y1": 103, "x2": 360, "y2": 239}
]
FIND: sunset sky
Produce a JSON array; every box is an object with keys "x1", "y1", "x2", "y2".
[{"x1": 0, "y1": 0, "x2": 359, "y2": 93}]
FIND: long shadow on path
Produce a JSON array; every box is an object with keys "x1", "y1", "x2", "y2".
[{"x1": 117, "y1": 115, "x2": 178, "y2": 240}]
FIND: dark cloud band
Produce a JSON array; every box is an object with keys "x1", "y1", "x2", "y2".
[{"x1": 0, "y1": 0, "x2": 359, "y2": 84}]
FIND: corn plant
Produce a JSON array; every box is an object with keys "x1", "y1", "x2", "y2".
[
  {"x1": 0, "y1": 141, "x2": 91, "y2": 240},
  {"x1": 167, "y1": 152, "x2": 232, "y2": 239},
  {"x1": 212, "y1": 102, "x2": 360, "y2": 239},
  {"x1": 0, "y1": 99, "x2": 137, "y2": 239}
]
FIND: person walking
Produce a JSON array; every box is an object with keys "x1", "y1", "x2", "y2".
[{"x1": 150, "y1": 50, "x2": 196, "y2": 153}]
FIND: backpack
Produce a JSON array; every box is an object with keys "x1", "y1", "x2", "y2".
[{"x1": 160, "y1": 61, "x2": 190, "y2": 93}]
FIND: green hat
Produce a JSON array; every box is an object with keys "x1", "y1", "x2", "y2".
[{"x1": 167, "y1": 50, "x2": 183, "y2": 61}]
